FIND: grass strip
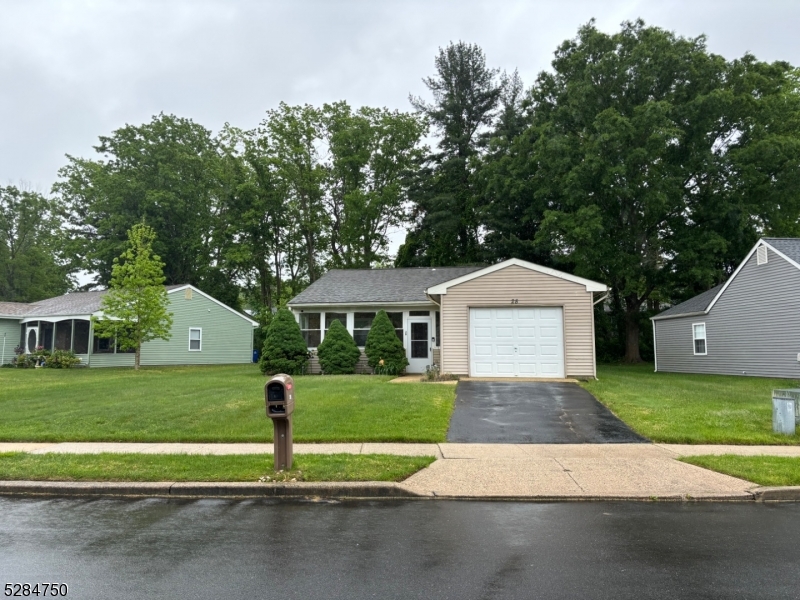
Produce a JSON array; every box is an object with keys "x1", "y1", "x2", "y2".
[
  {"x1": 0, "y1": 453, "x2": 435, "y2": 483},
  {"x1": 680, "y1": 455, "x2": 800, "y2": 486},
  {"x1": 582, "y1": 364, "x2": 800, "y2": 445}
]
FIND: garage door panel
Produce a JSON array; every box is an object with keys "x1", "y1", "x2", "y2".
[{"x1": 469, "y1": 307, "x2": 564, "y2": 378}]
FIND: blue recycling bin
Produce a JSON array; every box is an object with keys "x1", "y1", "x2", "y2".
[{"x1": 252, "y1": 349, "x2": 260, "y2": 363}]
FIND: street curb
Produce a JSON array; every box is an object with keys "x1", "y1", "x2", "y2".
[
  {"x1": 0, "y1": 480, "x2": 423, "y2": 500},
  {"x1": 1, "y1": 481, "x2": 799, "y2": 502}
]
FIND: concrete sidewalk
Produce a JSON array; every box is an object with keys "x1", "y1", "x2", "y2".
[{"x1": 2, "y1": 442, "x2": 799, "y2": 500}]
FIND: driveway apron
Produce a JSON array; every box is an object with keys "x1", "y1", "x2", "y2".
[{"x1": 446, "y1": 381, "x2": 648, "y2": 443}]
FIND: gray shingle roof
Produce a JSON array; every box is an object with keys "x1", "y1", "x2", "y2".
[
  {"x1": 1, "y1": 285, "x2": 190, "y2": 318},
  {"x1": 763, "y1": 238, "x2": 800, "y2": 264},
  {"x1": 288, "y1": 266, "x2": 485, "y2": 305},
  {"x1": 653, "y1": 284, "x2": 724, "y2": 320}
]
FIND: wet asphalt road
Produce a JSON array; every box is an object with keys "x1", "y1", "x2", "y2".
[
  {"x1": 2, "y1": 497, "x2": 800, "y2": 599},
  {"x1": 447, "y1": 381, "x2": 648, "y2": 443}
]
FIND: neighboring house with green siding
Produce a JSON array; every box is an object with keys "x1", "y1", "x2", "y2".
[{"x1": 0, "y1": 285, "x2": 258, "y2": 367}]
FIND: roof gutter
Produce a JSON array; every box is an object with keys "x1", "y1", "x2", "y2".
[{"x1": 650, "y1": 310, "x2": 707, "y2": 322}]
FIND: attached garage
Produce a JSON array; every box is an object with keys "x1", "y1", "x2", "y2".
[
  {"x1": 426, "y1": 259, "x2": 607, "y2": 379},
  {"x1": 470, "y1": 307, "x2": 565, "y2": 377}
]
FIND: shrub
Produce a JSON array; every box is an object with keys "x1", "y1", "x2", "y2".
[
  {"x1": 317, "y1": 320, "x2": 361, "y2": 375},
  {"x1": 259, "y1": 308, "x2": 309, "y2": 376},
  {"x1": 364, "y1": 310, "x2": 408, "y2": 375},
  {"x1": 11, "y1": 347, "x2": 49, "y2": 368},
  {"x1": 45, "y1": 350, "x2": 82, "y2": 369}
]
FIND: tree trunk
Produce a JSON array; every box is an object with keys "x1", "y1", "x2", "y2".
[
  {"x1": 135, "y1": 344, "x2": 141, "y2": 371},
  {"x1": 623, "y1": 298, "x2": 642, "y2": 363}
]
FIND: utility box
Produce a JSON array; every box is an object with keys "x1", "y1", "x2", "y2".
[
  {"x1": 772, "y1": 389, "x2": 800, "y2": 435},
  {"x1": 265, "y1": 374, "x2": 295, "y2": 470}
]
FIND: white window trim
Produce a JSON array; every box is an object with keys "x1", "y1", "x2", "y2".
[
  {"x1": 188, "y1": 327, "x2": 202, "y2": 352},
  {"x1": 692, "y1": 322, "x2": 707, "y2": 356}
]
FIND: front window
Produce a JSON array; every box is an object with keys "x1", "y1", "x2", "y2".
[
  {"x1": 386, "y1": 312, "x2": 403, "y2": 343},
  {"x1": 300, "y1": 313, "x2": 321, "y2": 348},
  {"x1": 93, "y1": 335, "x2": 114, "y2": 354},
  {"x1": 54, "y1": 320, "x2": 73, "y2": 351},
  {"x1": 325, "y1": 312, "x2": 347, "y2": 333},
  {"x1": 189, "y1": 328, "x2": 202, "y2": 351},
  {"x1": 73, "y1": 320, "x2": 90, "y2": 354},
  {"x1": 693, "y1": 323, "x2": 707, "y2": 355},
  {"x1": 353, "y1": 312, "x2": 376, "y2": 347}
]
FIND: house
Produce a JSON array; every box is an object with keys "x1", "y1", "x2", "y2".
[
  {"x1": 287, "y1": 258, "x2": 608, "y2": 378},
  {"x1": 0, "y1": 285, "x2": 258, "y2": 367},
  {"x1": 652, "y1": 238, "x2": 800, "y2": 378}
]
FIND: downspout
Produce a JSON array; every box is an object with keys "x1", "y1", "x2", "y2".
[
  {"x1": 592, "y1": 292, "x2": 610, "y2": 380},
  {"x1": 2, "y1": 332, "x2": 5, "y2": 365},
  {"x1": 652, "y1": 319, "x2": 658, "y2": 373}
]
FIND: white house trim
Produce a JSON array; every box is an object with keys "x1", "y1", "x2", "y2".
[
  {"x1": 425, "y1": 258, "x2": 608, "y2": 295},
  {"x1": 167, "y1": 285, "x2": 259, "y2": 326},
  {"x1": 188, "y1": 327, "x2": 202, "y2": 351},
  {"x1": 289, "y1": 301, "x2": 435, "y2": 308},
  {"x1": 692, "y1": 322, "x2": 708, "y2": 356}
]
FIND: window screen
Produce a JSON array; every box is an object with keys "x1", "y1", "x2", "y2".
[
  {"x1": 353, "y1": 312, "x2": 376, "y2": 347},
  {"x1": 387, "y1": 312, "x2": 403, "y2": 343},
  {"x1": 300, "y1": 313, "x2": 321, "y2": 347},
  {"x1": 693, "y1": 323, "x2": 706, "y2": 355},
  {"x1": 189, "y1": 328, "x2": 202, "y2": 351}
]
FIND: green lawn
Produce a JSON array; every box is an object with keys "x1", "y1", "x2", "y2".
[
  {"x1": 0, "y1": 452, "x2": 435, "y2": 482},
  {"x1": 0, "y1": 365, "x2": 455, "y2": 443},
  {"x1": 582, "y1": 364, "x2": 800, "y2": 445},
  {"x1": 681, "y1": 455, "x2": 800, "y2": 486}
]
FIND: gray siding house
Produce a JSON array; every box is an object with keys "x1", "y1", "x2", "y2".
[
  {"x1": 288, "y1": 258, "x2": 608, "y2": 378},
  {"x1": 652, "y1": 238, "x2": 800, "y2": 378},
  {"x1": 0, "y1": 285, "x2": 258, "y2": 367}
]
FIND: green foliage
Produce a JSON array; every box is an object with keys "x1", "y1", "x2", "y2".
[
  {"x1": 0, "y1": 186, "x2": 73, "y2": 302},
  {"x1": 364, "y1": 310, "x2": 408, "y2": 375},
  {"x1": 317, "y1": 320, "x2": 361, "y2": 375},
  {"x1": 259, "y1": 308, "x2": 309, "y2": 375},
  {"x1": 93, "y1": 223, "x2": 173, "y2": 370},
  {"x1": 44, "y1": 350, "x2": 81, "y2": 369},
  {"x1": 11, "y1": 347, "x2": 49, "y2": 369},
  {"x1": 398, "y1": 41, "x2": 503, "y2": 267}
]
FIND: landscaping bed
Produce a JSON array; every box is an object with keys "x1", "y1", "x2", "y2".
[
  {"x1": 680, "y1": 455, "x2": 800, "y2": 487},
  {"x1": 0, "y1": 365, "x2": 456, "y2": 443},
  {"x1": 582, "y1": 364, "x2": 800, "y2": 445},
  {"x1": 0, "y1": 453, "x2": 435, "y2": 483}
]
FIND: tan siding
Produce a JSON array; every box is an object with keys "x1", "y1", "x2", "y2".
[
  {"x1": 440, "y1": 265, "x2": 596, "y2": 377},
  {"x1": 308, "y1": 351, "x2": 372, "y2": 375}
]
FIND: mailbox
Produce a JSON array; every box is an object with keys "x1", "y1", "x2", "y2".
[
  {"x1": 265, "y1": 374, "x2": 295, "y2": 418},
  {"x1": 264, "y1": 374, "x2": 294, "y2": 470}
]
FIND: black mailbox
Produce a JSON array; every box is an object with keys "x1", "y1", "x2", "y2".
[{"x1": 265, "y1": 374, "x2": 295, "y2": 419}]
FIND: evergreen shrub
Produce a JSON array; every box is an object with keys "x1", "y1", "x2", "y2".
[
  {"x1": 259, "y1": 308, "x2": 309, "y2": 376},
  {"x1": 364, "y1": 310, "x2": 408, "y2": 375},
  {"x1": 317, "y1": 320, "x2": 361, "y2": 374}
]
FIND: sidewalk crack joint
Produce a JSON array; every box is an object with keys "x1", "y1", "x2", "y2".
[{"x1": 554, "y1": 458, "x2": 584, "y2": 492}]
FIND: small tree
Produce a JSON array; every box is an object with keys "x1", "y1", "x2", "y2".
[
  {"x1": 364, "y1": 310, "x2": 408, "y2": 374},
  {"x1": 317, "y1": 320, "x2": 361, "y2": 374},
  {"x1": 93, "y1": 223, "x2": 173, "y2": 370},
  {"x1": 259, "y1": 308, "x2": 309, "y2": 375}
]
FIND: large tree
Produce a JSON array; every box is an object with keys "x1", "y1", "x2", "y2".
[
  {"x1": 55, "y1": 113, "x2": 239, "y2": 307},
  {"x1": 0, "y1": 185, "x2": 73, "y2": 302},
  {"x1": 397, "y1": 41, "x2": 503, "y2": 266},
  {"x1": 492, "y1": 20, "x2": 800, "y2": 362},
  {"x1": 93, "y1": 223, "x2": 173, "y2": 370}
]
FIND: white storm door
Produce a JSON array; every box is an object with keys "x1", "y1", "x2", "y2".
[
  {"x1": 406, "y1": 318, "x2": 432, "y2": 373},
  {"x1": 469, "y1": 307, "x2": 564, "y2": 378}
]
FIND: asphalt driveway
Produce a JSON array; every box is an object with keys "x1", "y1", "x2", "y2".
[{"x1": 446, "y1": 381, "x2": 648, "y2": 443}]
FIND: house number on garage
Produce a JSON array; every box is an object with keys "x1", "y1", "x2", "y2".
[{"x1": 510, "y1": 299, "x2": 519, "y2": 304}]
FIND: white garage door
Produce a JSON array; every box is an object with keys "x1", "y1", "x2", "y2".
[{"x1": 469, "y1": 307, "x2": 565, "y2": 378}]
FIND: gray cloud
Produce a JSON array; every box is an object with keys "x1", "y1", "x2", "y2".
[{"x1": 2, "y1": 0, "x2": 799, "y2": 194}]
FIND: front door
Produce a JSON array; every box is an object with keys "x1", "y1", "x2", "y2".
[
  {"x1": 406, "y1": 318, "x2": 432, "y2": 373},
  {"x1": 26, "y1": 326, "x2": 38, "y2": 353}
]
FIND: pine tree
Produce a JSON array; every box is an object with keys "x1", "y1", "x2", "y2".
[
  {"x1": 364, "y1": 310, "x2": 408, "y2": 374},
  {"x1": 259, "y1": 308, "x2": 309, "y2": 375},
  {"x1": 93, "y1": 223, "x2": 173, "y2": 370},
  {"x1": 317, "y1": 320, "x2": 361, "y2": 374}
]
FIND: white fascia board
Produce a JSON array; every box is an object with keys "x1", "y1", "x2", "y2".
[
  {"x1": 167, "y1": 285, "x2": 259, "y2": 327},
  {"x1": 704, "y1": 239, "x2": 770, "y2": 314},
  {"x1": 20, "y1": 314, "x2": 95, "y2": 324},
  {"x1": 288, "y1": 301, "x2": 435, "y2": 308},
  {"x1": 425, "y1": 258, "x2": 608, "y2": 294}
]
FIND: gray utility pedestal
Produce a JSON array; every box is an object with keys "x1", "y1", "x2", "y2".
[{"x1": 772, "y1": 389, "x2": 800, "y2": 435}]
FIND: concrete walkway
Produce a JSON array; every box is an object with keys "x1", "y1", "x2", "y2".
[{"x1": 2, "y1": 442, "x2": 799, "y2": 500}]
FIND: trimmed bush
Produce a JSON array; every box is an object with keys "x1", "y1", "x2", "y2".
[
  {"x1": 364, "y1": 310, "x2": 409, "y2": 375},
  {"x1": 45, "y1": 350, "x2": 82, "y2": 369},
  {"x1": 317, "y1": 320, "x2": 361, "y2": 375},
  {"x1": 259, "y1": 308, "x2": 309, "y2": 376}
]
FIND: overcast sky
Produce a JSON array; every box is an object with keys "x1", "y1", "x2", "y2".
[{"x1": 2, "y1": 0, "x2": 799, "y2": 201}]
